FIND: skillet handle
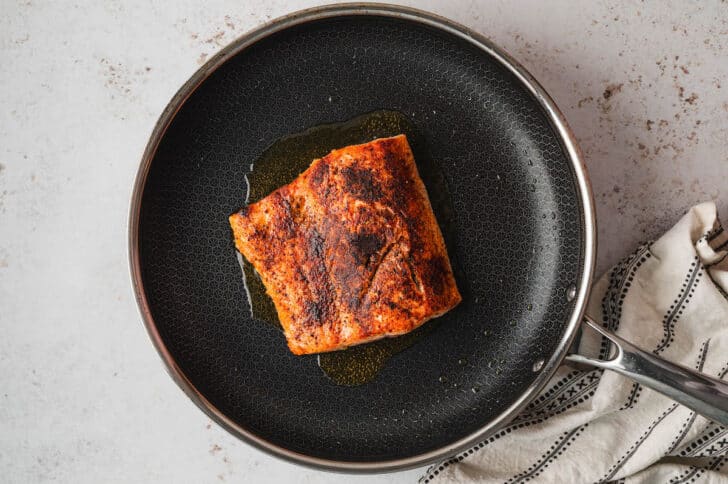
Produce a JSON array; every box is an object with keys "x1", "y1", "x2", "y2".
[{"x1": 565, "y1": 315, "x2": 728, "y2": 426}]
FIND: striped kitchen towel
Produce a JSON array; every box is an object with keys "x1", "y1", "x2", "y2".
[{"x1": 421, "y1": 202, "x2": 728, "y2": 483}]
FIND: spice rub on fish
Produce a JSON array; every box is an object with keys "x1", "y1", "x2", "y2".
[{"x1": 229, "y1": 135, "x2": 461, "y2": 355}]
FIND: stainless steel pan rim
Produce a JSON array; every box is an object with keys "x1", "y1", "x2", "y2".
[{"x1": 128, "y1": 3, "x2": 597, "y2": 473}]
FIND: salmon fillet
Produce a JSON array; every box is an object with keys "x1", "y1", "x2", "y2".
[{"x1": 229, "y1": 135, "x2": 461, "y2": 355}]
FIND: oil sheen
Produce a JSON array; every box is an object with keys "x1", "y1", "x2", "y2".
[{"x1": 239, "y1": 110, "x2": 457, "y2": 386}]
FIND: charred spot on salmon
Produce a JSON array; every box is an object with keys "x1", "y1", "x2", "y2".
[
  {"x1": 349, "y1": 231, "x2": 386, "y2": 266},
  {"x1": 340, "y1": 166, "x2": 383, "y2": 201},
  {"x1": 306, "y1": 227, "x2": 326, "y2": 261},
  {"x1": 308, "y1": 160, "x2": 328, "y2": 187},
  {"x1": 423, "y1": 255, "x2": 449, "y2": 296},
  {"x1": 302, "y1": 300, "x2": 330, "y2": 327}
]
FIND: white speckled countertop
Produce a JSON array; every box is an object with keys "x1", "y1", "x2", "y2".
[{"x1": 1, "y1": 1, "x2": 726, "y2": 482}]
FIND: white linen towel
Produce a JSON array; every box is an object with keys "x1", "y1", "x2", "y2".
[{"x1": 421, "y1": 202, "x2": 728, "y2": 483}]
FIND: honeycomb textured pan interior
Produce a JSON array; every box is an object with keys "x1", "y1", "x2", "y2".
[{"x1": 137, "y1": 14, "x2": 584, "y2": 462}]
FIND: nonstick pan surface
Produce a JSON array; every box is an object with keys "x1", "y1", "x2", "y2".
[{"x1": 129, "y1": 4, "x2": 595, "y2": 472}]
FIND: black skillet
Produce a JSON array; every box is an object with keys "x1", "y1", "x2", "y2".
[{"x1": 129, "y1": 4, "x2": 728, "y2": 472}]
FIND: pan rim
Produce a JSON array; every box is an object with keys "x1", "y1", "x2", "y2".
[{"x1": 128, "y1": 2, "x2": 596, "y2": 473}]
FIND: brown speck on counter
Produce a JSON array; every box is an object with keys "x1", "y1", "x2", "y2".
[
  {"x1": 197, "y1": 53, "x2": 208, "y2": 65},
  {"x1": 687, "y1": 131, "x2": 697, "y2": 141},
  {"x1": 685, "y1": 93, "x2": 698, "y2": 105},
  {"x1": 14, "y1": 33, "x2": 30, "y2": 45},
  {"x1": 659, "y1": 119, "x2": 669, "y2": 128},
  {"x1": 145, "y1": 66, "x2": 151, "y2": 72},
  {"x1": 577, "y1": 96, "x2": 593, "y2": 108},
  {"x1": 646, "y1": 120, "x2": 654, "y2": 131},
  {"x1": 661, "y1": 142, "x2": 684, "y2": 159},
  {"x1": 628, "y1": 75, "x2": 643, "y2": 88},
  {"x1": 603, "y1": 83, "x2": 623, "y2": 99},
  {"x1": 613, "y1": 185, "x2": 621, "y2": 193},
  {"x1": 680, "y1": 65, "x2": 690, "y2": 74},
  {"x1": 638, "y1": 142, "x2": 646, "y2": 150},
  {"x1": 99, "y1": 57, "x2": 144, "y2": 99},
  {"x1": 210, "y1": 444, "x2": 222, "y2": 455},
  {"x1": 205, "y1": 31, "x2": 225, "y2": 45}
]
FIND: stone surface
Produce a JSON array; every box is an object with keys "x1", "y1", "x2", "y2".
[{"x1": 0, "y1": 1, "x2": 725, "y2": 482}]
